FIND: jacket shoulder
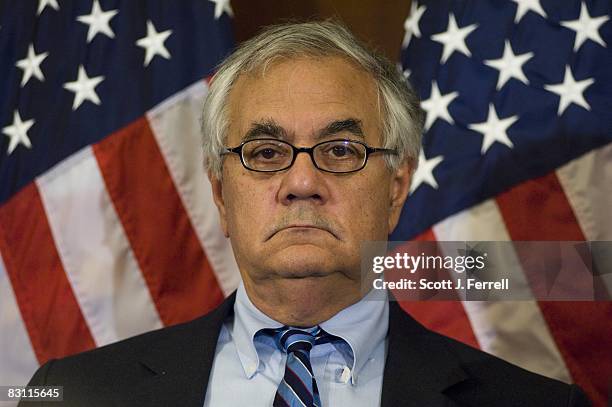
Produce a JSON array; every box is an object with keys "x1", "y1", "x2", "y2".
[
  {"x1": 436, "y1": 332, "x2": 590, "y2": 406},
  {"x1": 386, "y1": 302, "x2": 590, "y2": 406},
  {"x1": 21, "y1": 294, "x2": 235, "y2": 406}
]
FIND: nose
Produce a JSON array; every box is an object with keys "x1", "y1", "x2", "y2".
[{"x1": 277, "y1": 151, "x2": 329, "y2": 206}]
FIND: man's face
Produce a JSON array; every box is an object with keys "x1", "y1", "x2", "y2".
[{"x1": 209, "y1": 56, "x2": 412, "y2": 324}]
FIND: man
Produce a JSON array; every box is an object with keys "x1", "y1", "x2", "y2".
[{"x1": 22, "y1": 21, "x2": 589, "y2": 406}]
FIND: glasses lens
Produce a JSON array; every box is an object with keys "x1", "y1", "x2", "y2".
[
  {"x1": 314, "y1": 140, "x2": 366, "y2": 172},
  {"x1": 242, "y1": 139, "x2": 292, "y2": 171}
]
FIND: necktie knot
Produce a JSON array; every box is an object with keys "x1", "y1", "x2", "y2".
[
  {"x1": 270, "y1": 326, "x2": 330, "y2": 407},
  {"x1": 277, "y1": 328, "x2": 316, "y2": 353}
]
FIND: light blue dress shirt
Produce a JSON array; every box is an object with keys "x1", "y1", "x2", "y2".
[{"x1": 203, "y1": 282, "x2": 389, "y2": 406}]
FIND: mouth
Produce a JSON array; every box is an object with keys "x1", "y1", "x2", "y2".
[
  {"x1": 267, "y1": 224, "x2": 339, "y2": 241},
  {"x1": 279, "y1": 270, "x2": 333, "y2": 279}
]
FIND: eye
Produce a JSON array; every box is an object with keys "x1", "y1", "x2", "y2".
[
  {"x1": 321, "y1": 142, "x2": 359, "y2": 159},
  {"x1": 248, "y1": 143, "x2": 290, "y2": 162},
  {"x1": 331, "y1": 145, "x2": 354, "y2": 157},
  {"x1": 256, "y1": 148, "x2": 278, "y2": 159}
]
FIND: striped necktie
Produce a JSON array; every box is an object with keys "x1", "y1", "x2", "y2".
[{"x1": 272, "y1": 327, "x2": 331, "y2": 407}]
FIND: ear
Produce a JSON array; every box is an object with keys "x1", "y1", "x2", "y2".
[
  {"x1": 208, "y1": 170, "x2": 229, "y2": 237},
  {"x1": 388, "y1": 160, "x2": 413, "y2": 234}
]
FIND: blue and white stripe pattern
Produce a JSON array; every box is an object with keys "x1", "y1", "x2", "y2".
[{"x1": 272, "y1": 327, "x2": 331, "y2": 407}]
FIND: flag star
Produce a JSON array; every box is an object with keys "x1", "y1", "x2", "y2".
[
  {"x1": 396, "y1": 63, "x2": 411, "y2": 81},
  {"x1": 136, "y1": 20, "x2": 173, "y2": 67},
  {"x1": 544, "y1": 66, "x2": 594, "y2": 116},
  {"x1": 511, "y1": 0, "x2": 547, "y2": 24},
  {"x1": 411, "y1": 150, "x2": 444, "y2": 192},
  {"x1": 561, "y1": 2, "x2": 609, "y2": 52},
  {"x1": 431, "y1": 14, "x2": 478, "y2": 64},
  {"x1": 37, "y1": 0, "x2": 59, "y2": 15},
  {"x1": 63, "y1": 65, "x2": 105, "y2": 110},
  {"x1": 421, "y1": 81, "x2": 458, "y2": 130},
  {"x1": 468, "y1": 104, "x2": 518, "y2": 155},
  {"x1": 16, "y1": 44, "x2": 49, "y2": 87},
  {"x1": 76, "y1": 0, "x2": 118, "y2": 43},
  {"x1": 3, "y1": 111, "x2": 34, "y2": 155},
  {"x1": 402, "y1": 2, "x2": 427, "y2": 47},
  {"x1": 209, "y1": 0, "x2": 234, "y2": 19},
  {"x1": 484, "y1": 40, "x2": 533, "y2": 90}
]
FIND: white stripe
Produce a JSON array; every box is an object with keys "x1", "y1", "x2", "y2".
[
  {"x1": 433, "y1": 199, "x2": 572, "y2": 383},
  {"x1": 287, "y1": 339, "x2": 314, "y2": 349},
  {"x1": 281, "y1": 379, "x2": 308, "y2": 407},
  {"x1": 147, "y1": 81, "x2": 241, "y2": 296},
  {"x1": 36, "y1": 147, "x2": 162, "y2": 346},
  {"x1": 0, "y1": 252, "x2": 39, "y2": 392},
  {"x1": 290, "y1": 352, "x2": 314, "y2": 378},
  {"x1": 556, "y1": 142, "x2": 612, "y2": 294}
]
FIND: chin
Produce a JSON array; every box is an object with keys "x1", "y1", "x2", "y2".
[
  {"x1": 271, "y1": 261, "x2": 334, "y2": 279},
  {"x1": 266, "y1": 255, "x2": 360, "y2": 300},
  {"x1": 270, "y1": 277, "x2": 361, "y2": 327},
  {"x1": 266, "y1": 245, "x2": 340, "y2": 276},
  {"x1": 242, "y1": 248, "x2": 363, "y2": 326}
]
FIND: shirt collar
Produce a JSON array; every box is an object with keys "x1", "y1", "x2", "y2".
[
  {"x1": 319, "y1": 288, "x2": 388, "y2": 384},
  {"x1": 231, "y1": 282, "x2": 283, "y2": 379},
  {"x1": 230, "y1": 282, "x2": 388, "y2": 383}
]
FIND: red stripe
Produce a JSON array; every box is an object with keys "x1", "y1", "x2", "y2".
[
  {"x1": 0, "y1": 183, "x2": 95, "y2": 363},
  {"x1": 285, "y1": 365, "x2": 314, "y2": 400},
  {"x1": 496, "y1": 172, "x2": 584, "y2": 241},
  {"x1": 397, "y1": 228, "x2": 480, "y2": 349},
  {"x1": 93, "y1": 117, "x2": 224, "y2": 326},
  {"x1": 497, "y1": 172, "x2": 612, "y2": 405}
]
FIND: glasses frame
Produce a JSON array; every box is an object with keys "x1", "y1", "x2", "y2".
[{"x1": 221, "y1": 138, "x2": 398, "y2": 173}]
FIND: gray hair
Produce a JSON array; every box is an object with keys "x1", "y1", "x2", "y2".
[{"x1": 201, "y1": 20, "x2": 424, "y2": 178}]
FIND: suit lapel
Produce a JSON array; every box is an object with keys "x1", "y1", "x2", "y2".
[
  {"x1": 108, "y1": 294, "x2": 468, "y2": 406},
  {"x1": 381, "y1": 302, "x2": 469, "y2": 407},
  {"x1": 119, "y1": 293, "x2": 237, "y2": 407}
]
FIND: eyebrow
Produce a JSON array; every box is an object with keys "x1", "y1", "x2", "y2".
[
  {"x1": 318, "y1": 118, "x2": 364, "y2": 140},
  {"x1": 243, "y1": 119, "x2": 287, "y2": 141},
  {"x1": 241, "y1": 118, "x2": 365, "y2": 142}
]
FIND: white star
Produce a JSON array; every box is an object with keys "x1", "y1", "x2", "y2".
[
  {"x1": 544, "y1": 66, "x2": 594, "y2": 116},
  {"x1": 37, "y1": 0, "x2": 59, "y2": 15},
  {"x1": 136, "y1": 20, "x2": 173, "y2": 67},
  {"x1": 484, "y1": 40, "x2": 533, "y2": 90},
  {"x1": 209, "y1": 0, "x2": 234, "y2": 19},
  {"x1": 411, "y1": 150, "x2": 444, "y2": 192},
  {"x1": 402, "y1": 2, "x2": 427, "y2": 47},
  {"x1": 3, "y1": 111, "x2": 34, "y2": 155},
  {"x1": 561, "y1": 2, "x2": 609, "y2": 52},
  {"x1": 421, "y1": 81, "x2": 458, "y2": 130},
  {"x1": 396, "y1": 63, "x2": 411, "y2": 81},
  {"x1": 511, "y1": 0, "x2": 547, "y2": 24},
  {"x1": 468, "y1": 104, "x2": 518, "y2": 155},
  {"x1": 431, "y1": 14, "x2": 478, "y2": 64},
  {"x1": 76, "y1": 0, "x2": 118, "y2": 43},
  {"x1": 16, "y1": 44, "x2": 49, "y2": 87},
  {"x1": 63, "y1": 65, "x2": 105, "y2": 110}
]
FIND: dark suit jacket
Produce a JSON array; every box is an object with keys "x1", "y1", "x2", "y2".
[{"x1": 21, "y1": 293, "x2": 590, "y2": 406}]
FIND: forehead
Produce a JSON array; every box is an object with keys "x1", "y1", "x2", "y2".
[{"x1": 226, "y1": 56, "x2": 381, "y2": 144}]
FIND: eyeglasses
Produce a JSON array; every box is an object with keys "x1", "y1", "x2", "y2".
[{"x1": 221, "y1": 138, "x2": 398, "y2": 173}]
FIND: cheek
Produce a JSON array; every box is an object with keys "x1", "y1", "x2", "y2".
[
  {"x1": 225, "y1": 176, "x2": 278, "y2": 231},
  {"x1": 341, "y1": 178, "x2": 391, "y2": 239},
  {"x1": 223, "y1": 176, "x2": 250, "y2": 231}
]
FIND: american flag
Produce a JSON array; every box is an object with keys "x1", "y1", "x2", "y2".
[
  {"x1": 0, "y1": 0, "x2": 240, "y2": 401},
  {"x1": 1, "y1": 0, "x2": 611, "y2": 406},
  {"x1": 396, "y1": 0, "x2": 612, "y2": 405}
]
